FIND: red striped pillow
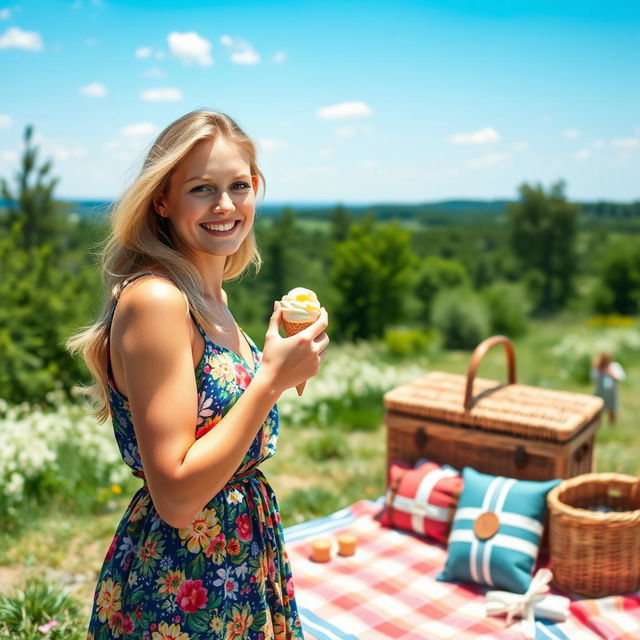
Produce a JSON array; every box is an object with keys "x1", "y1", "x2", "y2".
[{"x1": 381, "y1": 459, "x2": 464, "y2": 544}]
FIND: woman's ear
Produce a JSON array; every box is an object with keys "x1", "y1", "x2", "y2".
[
  {"x1": 153, "y1": 195, "x2": 167, "y2": 217},
  {"x1": 251, "y1": 175, "x2": 260, "y2": 195}
]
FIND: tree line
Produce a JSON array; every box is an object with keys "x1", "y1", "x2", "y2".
[{"x1": 2, "y1": 125, "x2": 639, "y2": 406}]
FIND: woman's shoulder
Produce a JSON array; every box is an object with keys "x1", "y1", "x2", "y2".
[{"x1": 113, "y1": 271, "x2": 190, "y2": 335}]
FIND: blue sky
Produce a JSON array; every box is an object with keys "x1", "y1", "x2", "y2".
[{"x1": 1, "y1": 0, "x2": 638, "y2": 203}]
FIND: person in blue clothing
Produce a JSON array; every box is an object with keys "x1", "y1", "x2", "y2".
[
  {"x1": 590, "y1": 351, "x2": 625, "y2": 426},
  {"x1": 67, "y1": 109, "x2": 329, "y2": 639}
]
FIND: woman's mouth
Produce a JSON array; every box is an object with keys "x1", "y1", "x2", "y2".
[{"x1": 200, "y1": 220, "x2": 240, "y2": 237}]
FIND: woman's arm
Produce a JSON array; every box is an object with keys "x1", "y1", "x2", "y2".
[{"x1": 113, "y1": 279, "x2": 328, "y2": 528}]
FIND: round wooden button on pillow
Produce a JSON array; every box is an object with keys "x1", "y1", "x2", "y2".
[{"x1": 473, "y1": 511, "x2": 500, "y2": 540}]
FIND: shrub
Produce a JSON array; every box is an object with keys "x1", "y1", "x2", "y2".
[
  {"x1": 0, "y1": 393, "x2": 134, "y2": 531},
  {"x1": 303, "y1": 429, "x2": 349, "y2": 461},
  {"x1": 431, "y1": 288, "x2": 491, "y2": 349},
  {"x1": 481, "y1": 281, "x2": 530, "y2": 338},
  {"x1": 383, "y1": 328, "x2": 432, "y2": 357},
  {"x1": 414, "y1": 256, "x2": 470, "y2": 321},
  {"x1": 591, "y1": 240, "x2": 640, "y2": 315}
]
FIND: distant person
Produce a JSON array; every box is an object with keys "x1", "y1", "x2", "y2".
[{"x1": 590, "y1": 351, "x2": 625, "y2": 425}]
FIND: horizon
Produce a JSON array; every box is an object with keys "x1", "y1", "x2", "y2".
[
  {"x1": 23, "y1": 195, "x2": 638, "y2": 209},
  {"x1": 1, "y1": 0, "x2": 638, "y2": 203}
]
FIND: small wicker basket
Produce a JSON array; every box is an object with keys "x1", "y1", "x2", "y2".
[{"x1": 547, "y1": 473, "x2": 640, "y2": 597}]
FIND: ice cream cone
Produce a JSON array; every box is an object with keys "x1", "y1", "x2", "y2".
[{"x1": 282, "y1": 318, "x2": 313, "y2": 395}]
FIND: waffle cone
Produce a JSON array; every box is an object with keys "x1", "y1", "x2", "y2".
[{"x1": 282, "y1": 317, "x2": 314, "y2": 396}]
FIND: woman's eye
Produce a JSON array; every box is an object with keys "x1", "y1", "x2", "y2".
[
  {"x1": 191, "y1": 185, "x2": 212, "y2": 193},
  {"x1": 233, "y1": 182, "x2": 250, "y2": 190}
]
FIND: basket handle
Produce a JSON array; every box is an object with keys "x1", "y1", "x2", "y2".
[{"x1": 464, "y1": 335, "x2": 517, "y2": 411}]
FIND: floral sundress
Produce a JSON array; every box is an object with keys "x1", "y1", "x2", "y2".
[{"x1": 87, "y1": 272, "x2": 304, "y2": 640}]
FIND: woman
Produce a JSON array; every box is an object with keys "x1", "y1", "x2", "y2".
[
  {"x1": 590, "y1": 351, "x2": 625, "y2": 426},
  {"x1": 67, "y1": 110, "x2": 329, "y2": 639}
]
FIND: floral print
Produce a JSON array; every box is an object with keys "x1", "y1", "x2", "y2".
[{"x1": 89, "y1": 277, "x2": 303, "y2": 639}]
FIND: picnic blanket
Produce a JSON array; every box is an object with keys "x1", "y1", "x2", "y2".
[{"x1": 283, "y1": 498, "x2": 640, "y2": 640}]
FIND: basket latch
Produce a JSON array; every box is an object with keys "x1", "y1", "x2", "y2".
[
  {"x1": 414, "y1": 427, "x2": 428, "y2": 451},
  {"x1": 514, "y1": 445, "x2": 528, "y2": 469},
  {"x1": 574, "y1": 442, "x2": 590, "y2": 463}
]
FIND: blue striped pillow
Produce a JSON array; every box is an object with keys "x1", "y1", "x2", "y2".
[{"x1": 437, "y1": 467, "x2": 560, "y2": 594}]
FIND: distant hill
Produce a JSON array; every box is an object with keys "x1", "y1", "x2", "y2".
[
  {"x1": 52, "y1": 198, "x2": 513, "y2": 222},
  {"x1": 2, "y1": 198, "x2": 638, "y2": 227}
]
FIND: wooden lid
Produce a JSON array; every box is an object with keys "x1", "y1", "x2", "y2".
[{"x1": 383, "y1": 371, "x2": 603, "y2": 442}]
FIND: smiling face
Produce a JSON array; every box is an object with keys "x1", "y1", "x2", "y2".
[{"x1": 155, "y1": 135, "x2": 259, "y2": 260}]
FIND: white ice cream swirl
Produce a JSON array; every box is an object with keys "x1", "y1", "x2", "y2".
[{"x1": 280, "y1": 287, "x2": 321, "y2": 323}]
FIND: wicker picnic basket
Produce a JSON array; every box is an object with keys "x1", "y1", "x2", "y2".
[
  {"x1": 547, "y1": 473, "x2": 640, "y2": 597},
  {"x1": 383, "y1": 335, "x2": 604, "y2": 482}
]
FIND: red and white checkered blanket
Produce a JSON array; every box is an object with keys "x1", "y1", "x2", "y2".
[{"x1": 283, "y1": 499, "x2": 640, "y2": 640}]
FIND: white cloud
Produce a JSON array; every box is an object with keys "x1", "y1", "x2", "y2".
[
  {"x1": 611, "y1": 138, "x2": 638, "y2": 149},
  {"x1": 0, "y1": 113, "x2": 12, "y2": 129},
  {"x1": 562, "y1": 129, "x2": 580, "y2": 140},
  {"x1": 447, "y1": 126, "x2": 500, "y2": 144},
  {"x1": 0, "y1": 8, "x2": 12, "y2": 20},
  {"x1": 140, "y1": 87, "x2": 182, "y2": 102},
  {"x1": 336, "y1": 126, "x2": 355, "y2": 137},
  {"x1": 466, "y1": 152, "x2": 510, "y2": 169},
  {"x1": 592, "y1": 139, "x2": 605, "y2": 150},
  {"x1": 50, "y1": 145, "x2": 86, "y2": 161},
  {"x1": 0, "y1": 149, "x2": 17, "y2": 162},
  {"x1": 512, "y1": 141, "x2": 528, "y2": 152},
  {"x1": 135, "y1": 46, "x2": 153, "y2": 59},
  {"x1": 573, "y1": 149, "x2": 592, "y2": 161},
  {"x1": 121, "y1": 122, "x2": 157, "y2": 137},
  {"x1": 0, "y1": 26, "x2": 43, "y2": 51},
  {"x1": 79, "y1": 82, "x2": 107, "y2": 97},
  {"x1": 143, "y1": 67, "x2": 165, "y2": 78},
  {"x1": 258, "y1": 138, "x2": 287, "y2": 152},
  {"x1": 271, "y1": 51, "x2": 286, "y2": 63},
  {"x1": 316, "y1": 101, "x2": 373, "y2": 120},
  {"x1": 219, "y1": 34, "x2": 260, "y2": 65},
  {"x1": 168, "y1": 31, "x2": 213, "y2": 66}
]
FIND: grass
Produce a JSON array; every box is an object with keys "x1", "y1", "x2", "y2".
[
  {"x1": 0, "y1": 312, "x2": 638, "y2": 624},
  {"x1": 0, "y1": 577, "x2": 86, "y2": 639}
]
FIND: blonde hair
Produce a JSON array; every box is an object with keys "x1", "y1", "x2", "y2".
[{"x1": 66, "y1": 110, "x2": 264, "y2": 422}]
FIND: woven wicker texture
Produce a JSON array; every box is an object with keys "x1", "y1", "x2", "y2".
[
  {"x1": 547, "y1": 473, "x2": 640, "y2": 597},
  {"x1": 384, "y1": 370, "x2": 603, "y2": 442}
]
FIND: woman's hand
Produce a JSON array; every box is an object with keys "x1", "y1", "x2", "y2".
[{"x1": 258, "y1": 301, "x2": 330, "y2": 394}]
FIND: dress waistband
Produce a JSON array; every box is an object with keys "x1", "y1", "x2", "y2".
[{"x1": 224, "y1": 466, "x2": 265, "y2": 488}]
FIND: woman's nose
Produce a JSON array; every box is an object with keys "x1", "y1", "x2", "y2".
[{"x1": 214, "y1": 191, "x2": 234, "y2": 211}]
